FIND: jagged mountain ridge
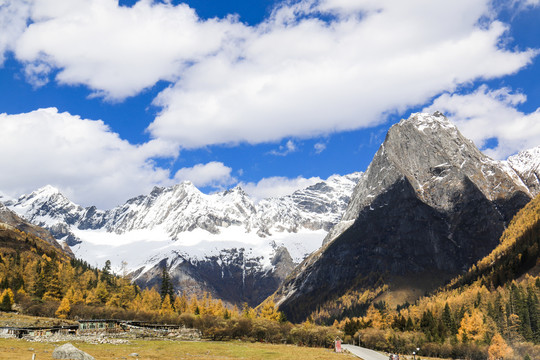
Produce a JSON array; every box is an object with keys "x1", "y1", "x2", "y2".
[
  {"x1": 4, "y1": 112, "x2": 539, "y2": 310},
  {"x1": 4, "y1": 172, "x2": 361, "y2": 306},
  {"x1": 274, "y1": 112, "x2": 539, "y2": 322},
  {"x1": 7, "y1": 174, "x2": 361, "y2": 243}
]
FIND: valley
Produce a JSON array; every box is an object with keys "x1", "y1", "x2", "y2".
[{"x1": 0, "y1": 112, "x2": 539, "y2": 360}]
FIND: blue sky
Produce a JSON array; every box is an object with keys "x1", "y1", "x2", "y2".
[{"x1": 0, "y1": 0, "x2": 539, "y2": 208}]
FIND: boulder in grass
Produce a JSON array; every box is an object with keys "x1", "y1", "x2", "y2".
[{"x1": 52, "y1": 343, "x2": 95, "y2": 360}]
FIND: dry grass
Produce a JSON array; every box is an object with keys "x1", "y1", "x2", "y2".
[
  {"x1": 377, "y1": 271, "x2": 455, "y2": 308},
  {"x1": 0, "y1": 339, "x2": 356, "y2": 360},
  {"x1": 0, "y1": 312, "x2": 76, "y2": 328}
]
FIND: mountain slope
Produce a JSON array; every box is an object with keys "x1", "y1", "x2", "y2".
[
  {"x1": 0, "y1": 203, "x2": 72, "y2": 256},
  {"x1": 396, "y1": 193, "x2": 540, "y2": 349},
  {"x1": 451, "y1": 191, "x2": 540, "y2": 289},
  {"x1": 274, "y1": 112, "x2": 534, "y2": 322}
]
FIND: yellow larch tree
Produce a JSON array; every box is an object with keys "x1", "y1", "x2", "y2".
[
  {"x1": 189, "y1": 294, "x2": 200, "y2": 314},
  {"x1": 458, "y1": 309, "x2": 487, "y2": 343},
  {"x1": 260, "y1": 299, "x2": 280, "y2": 321},
  {"x1": 55, "y1": 296, "x2": 71, "y2": 319},
  {"x1": 141, "y1": 288, "x2": 162, "y2": 312},
  {"x1": 174, "y1": 293, "x2": 188, "y2": 314},
  {"x1": 94, "y1": 281, "x2": 109, "y2": 304},
  {"x1": 160, "y1": 294, "x2": 175, "y2": 316},
  {"x1": 488, "y1": 333, "x2": 512, "y2": 360},
  {"x1": 365, "y1": 304, "x2": 384, "y2": 329}
]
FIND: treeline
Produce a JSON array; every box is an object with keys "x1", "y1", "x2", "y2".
[
  {"x1": 311, "y1": 194, "x2": 540, "y2": 359},
  {"x1": 0, "y1": 224, "x2": 341, "y2": 347},
  {"x1": 450, "y1": 194, "x2": 540, "y2": 290},
  {"x1": 334, "y1": 277, "x2": 539, "y2": 359}
]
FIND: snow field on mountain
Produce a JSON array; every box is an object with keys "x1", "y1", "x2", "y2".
[{"x1": 70, "y1": 225, "x2": 326, "y2": 274}]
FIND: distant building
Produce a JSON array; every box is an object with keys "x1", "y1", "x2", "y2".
[
  {"x1": 0, "y1": 325, "x2": 78, "y2": 338},
  {"x1": 0, "y1": 320, "x2": 199, "y2": 340},
  {"x1": 77, "y1": 319, "x2": 124, "y2": 334}
]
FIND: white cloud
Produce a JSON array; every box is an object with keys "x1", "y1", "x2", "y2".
[
  {"x1": 0, "y1": 0, "x2": 535, "y2": 148},
  {"x1": 0, "y1": 108, "x2": 179, "y2": 208},
  {"x1": 13, "y1": 0, "x2": 245, "y2": 99},
  {"x1": 240, "y1": 176, "x2": 322, "y2": 201},
  {"x1": 314, "y1": 142, "x2": 327, "y2": 154},
  {"x1": 148, "y1": 0, "x2": 537, "y2": 148},
  {"x1": 269, "y1": 140, "x2": 297, "y2": 156},
  {"x1": 23, "y1": 60, "x2": 53, "y2": 87},
  {"x1": 511, "y1": 0, "x2": 540, "y2": 8},
  {"x1": 424, "y1": 85, "x2": 540, "y2": 159},
  {"x1": 0, "y1": 0, "x2": 32, "y2": 64},
  {"x1": 173, "y1": 162, "x2": 236, "y2": 189}
]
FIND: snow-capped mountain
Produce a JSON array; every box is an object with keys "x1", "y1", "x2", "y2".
[
  {"x1": 506, "y1": 146, "x2": 540, "y2": 197},
  {"x1": 5, "y1": 112, "x2": 539, "y2": 310},
  {"x1": 275, "y1": 112, "x2": 539, "y2": 321},
  {"x1": 4, "y1": 172, "x2": 361, "y2": 305}
]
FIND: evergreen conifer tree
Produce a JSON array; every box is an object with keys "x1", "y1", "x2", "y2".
[
  {"x1": 160, "y1": 266, "x2": 174, "y2": 301},
  {"x1": 0, "y1": 289, "x2": 13, "y2": 311}
]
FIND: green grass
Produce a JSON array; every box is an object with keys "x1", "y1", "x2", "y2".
[{"x1": 0, "y1": 339, "x2": 356, "y2": 360}]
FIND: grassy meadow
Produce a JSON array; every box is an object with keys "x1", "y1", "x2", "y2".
[{"x1": 0, "y1": 339, "x2": 356, "y2": 360}]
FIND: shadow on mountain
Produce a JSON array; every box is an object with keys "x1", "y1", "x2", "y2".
[{"x1": 278, "y1": 175, "x2": 530, "y2": 322}]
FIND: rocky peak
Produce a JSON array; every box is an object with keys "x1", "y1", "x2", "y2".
[
  {"x1": 507, "y1": 146, "x2": 540, "y2": 196},
  {"x1": 388, "y1": 112, "x2": 527, "y2": 201},
  {"x1": 326, "y1": 112, "x2": 530, "y2": 244},
  {"x1": 6, "y1": 184, "x2": 84, "y2": 226},
  {"x1": 401, "y1": 111, "x2": 458, "y2": 134},
  {"x1": 32, "y1": 184, "x2": 62, "y2": 196},
  {"x1": 277, "y1": 112, "x2": 534, "y2": 322},
  {"x1": 220, "y1": 185, "x2": 252, "y2": 204},
  {"x1": 508, "y1": 146, "x2": 540, "y2": 173}
]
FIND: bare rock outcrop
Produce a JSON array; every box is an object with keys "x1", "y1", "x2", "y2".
[
  {"x1": 52, "y1": 343, "x2": 94, "y2": 360},
  {"x1": 275, "y1": 112, "x2": 534, "y2": 322}
]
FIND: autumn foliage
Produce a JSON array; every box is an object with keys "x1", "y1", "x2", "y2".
[{"x1": 1, "y1": 193, "x2": 540, "y2": 357}]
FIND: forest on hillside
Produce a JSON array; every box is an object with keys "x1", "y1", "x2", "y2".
[
  {"x1": 328, "y1": 194, "x2": 540, "y2": 360},
  {"x1": 1, "y1": 194, "x2": 539, "y2": 359},
  {"x1": 0, "y1": 223, "x2": 340, "y2": 347}
]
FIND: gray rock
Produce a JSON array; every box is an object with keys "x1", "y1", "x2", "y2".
[
  {"x1": 275, "y1": 112, "x2": 535, "y2": 322},
  {"x1": 129, "y1": 353, "x2": 139, "y2": 357},
  {"x1": 52, "y1": 343, "x2": 94, "y2": 360}
]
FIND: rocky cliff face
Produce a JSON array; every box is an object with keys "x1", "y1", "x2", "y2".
[
  {"x1": 275, "y1": 112, "x2": 535, "y2": 322},
  {"x1": 4, "y1": 173, "x2": 361, "y2": 306}
]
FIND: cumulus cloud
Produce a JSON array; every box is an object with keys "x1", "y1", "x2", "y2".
[
  {"x1": 424, "y1": 85, "x2": 540, "y2": 159},
  {"x1": 173, "y1": 162, "x2": 236, "y2": 189},
  {"x1": 240, "y1": 176, "x2": 322, "y2": 201},
  {"x1": 148, "y1": 0, "x2": 537, "y2": 147},
  {"x1": 0, "y1": 0, "x2": 535, "y2": 148},
  {"x1": 13, "y1": 0, "x2": 244, "y2": 99},
  {"x1": 0, "y1": 0, "x2": 539, "y2": 202},
  {"x1": 0, "y1": 108, "x2": 179, "y2": 208}
]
